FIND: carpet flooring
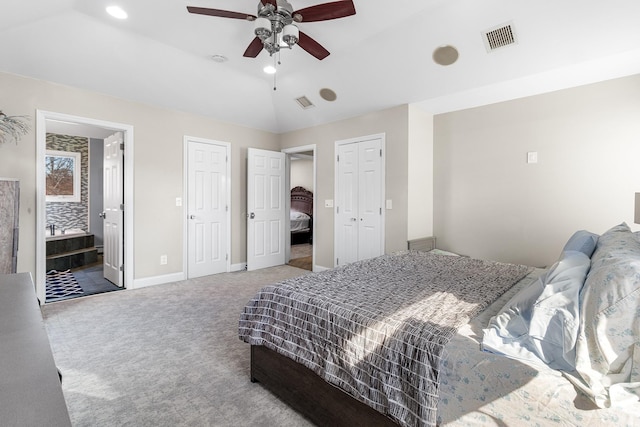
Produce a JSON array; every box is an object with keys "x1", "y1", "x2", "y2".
[{"x1": 42, "y1": 265, "x2": 315, "y2": 427}]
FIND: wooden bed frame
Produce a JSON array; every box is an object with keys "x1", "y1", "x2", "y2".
[
  {"x1": 290, "y1": 186, "x2": 313, "y2": 245},
  {"x1": 250, "y1": 345, "x2": 398, "y2": 426},
  {"x1": 250, "y1": 238, "x2": 439, "y2": 425}
]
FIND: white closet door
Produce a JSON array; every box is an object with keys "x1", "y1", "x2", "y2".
[
  {"x1": 357, "y1": 139, "x2": 383, "y2": 262},
  {"x1": 336, "y1": 143, "x2": 359, "y2": 266},
  {"x1": 335, "y1": 135, "x2": 384, "y2": 266}
]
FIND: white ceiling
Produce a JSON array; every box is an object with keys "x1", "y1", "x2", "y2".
[{"x1": 2, "y1": 0, "x2": 640, "y2": 134}]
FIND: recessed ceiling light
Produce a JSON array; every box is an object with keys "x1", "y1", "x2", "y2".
[
  {"x1": 106, "y1": 6, "x2": 128, "y2": 20},
  {"x1": 432, "y1": 45, "x2": 459, "y2": 66},
  {"x1": 263, "y1": 65, "x2": 277, "y2": 74},
  {"x1": 211, "y1": 55, "x2": 228, "y2": 63}
]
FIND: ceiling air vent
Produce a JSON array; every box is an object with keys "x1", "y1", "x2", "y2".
[
  {"x1": 295, "y1": 96, "x2": 315, "y2": 110},
  {"x1": 483, "y1": 22, "x2": 517, "y2": 52}
]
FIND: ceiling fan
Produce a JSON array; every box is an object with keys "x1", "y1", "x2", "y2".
[{"x1": 187, "y1": 0, "x2": 356, "y2": 60}]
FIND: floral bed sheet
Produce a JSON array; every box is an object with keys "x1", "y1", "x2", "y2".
[{"x1": 437, "y1": 269, "x2": 638, "y2": 426}]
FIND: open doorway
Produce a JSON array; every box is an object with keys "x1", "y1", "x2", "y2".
[
  {"x1": 36, "y1": 111, "x2": 134, "y2": 304},
  {"x1": 283, "y1": 145, "x2": 316, "y2": 272}
]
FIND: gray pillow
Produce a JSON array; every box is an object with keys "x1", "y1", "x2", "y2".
[{"x1": 562, "y1": 230, "x2": 598, "y2": 257}]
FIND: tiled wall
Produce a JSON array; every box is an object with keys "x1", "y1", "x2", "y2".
[{"x1": 46, "y1": 134, "x2": 89, "y2": 232}]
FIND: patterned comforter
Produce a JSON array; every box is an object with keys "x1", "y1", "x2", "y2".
[{"x1": 239, "y1": 251, "x2": 532, "y2": 427}]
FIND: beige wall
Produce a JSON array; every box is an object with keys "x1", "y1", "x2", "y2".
[
  {"x1": 10, "y1": 67, "x2": 632, "y2": 281},
  {"x1": 408, "y1": 105, "x2": 434, "y2": 240},
  {"x1": 0, "y1": 71, "x2": 278, "y2": 282},
  {"x1": 290, "y1": 159, "x2": 313, "y2": 192},
  {"x1": 280, "y1": 105, "x2": 411, "y2": 268},
  {"x1": 434, "y1": 74, "x2": 640, "y2": 268}
]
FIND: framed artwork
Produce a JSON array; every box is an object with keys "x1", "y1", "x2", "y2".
[{"x1": 45, "y1": 150, "x2": 81, "y2": 202}]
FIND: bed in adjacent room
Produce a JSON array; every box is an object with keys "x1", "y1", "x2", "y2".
[
  {"x1": 290, "y1": 186, "x2": 313, "y2": 245},
  {"x1": 239, "y1": 223, "x2": 640, "y2": 426}
]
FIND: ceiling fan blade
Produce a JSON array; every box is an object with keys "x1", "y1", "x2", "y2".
[
  {"x1": 298, "y1": 31, "x2": 330, "y2": 60},
  {"x1": 243, "y1": 37, "x2": 264, "y2": 58},
  {"x1": 186, "y1": 6, "x2": 256, "y2": 21},
  {"x1": 293, "y1": 0, "x2": 356, "y2": 23}
]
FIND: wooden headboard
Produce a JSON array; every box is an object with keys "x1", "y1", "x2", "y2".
[{"x1": 291, "y1": 186, "x2": 313, "y2": 217}]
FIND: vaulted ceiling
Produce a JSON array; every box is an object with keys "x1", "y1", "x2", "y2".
[{"x1": 2, "y1": 0, "x2": 640, "y2": 133}]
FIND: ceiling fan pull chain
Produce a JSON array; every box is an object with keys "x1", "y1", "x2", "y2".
[{"x1": 273, "y1": 54, "x2": 278, "y2": 91}]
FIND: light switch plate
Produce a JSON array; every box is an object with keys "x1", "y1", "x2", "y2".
[
  {"x1": 176, "y1": 197, "x2": 182, "y2": 206},
  {"x1": 527, "y1": 152, "x2": 538, "y2": 164},
  {"x1": 386, "y1": 199, "x2": 393, "y2": 209}
]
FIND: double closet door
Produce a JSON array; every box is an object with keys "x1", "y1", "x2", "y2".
[{"x1": 335, "y1": 135, "x2": 384, "y2": 266}]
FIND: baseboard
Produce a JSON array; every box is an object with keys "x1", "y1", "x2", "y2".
[
  {"x1": 132, "y1": 272, "x2": 185, "y2": 289},
  {"x1": 313, "y1": 265, "x2": 331, "y2": 272},
  {"x1": 230, "y1": 263, "x2": 246, "y2": 272}
]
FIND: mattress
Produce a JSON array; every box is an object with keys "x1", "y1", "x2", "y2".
[
  {"x1": 290, "y1": 211, "x2": 310, "y2": 232},
  {"x1": 239, "y1": 251, "x2": 532, "y2": 427}
]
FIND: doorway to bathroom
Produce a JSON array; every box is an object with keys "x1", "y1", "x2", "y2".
[{"x1": 36, "y1": 111, "x2": 134, "y2": 304}]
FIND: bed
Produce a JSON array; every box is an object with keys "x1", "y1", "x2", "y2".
[
  {"x1": 290, "y1": 186, "x2": 313, "y2": 245},
  {"x1": 239, "y1": 223, "x2": 640, "y2": 426}
]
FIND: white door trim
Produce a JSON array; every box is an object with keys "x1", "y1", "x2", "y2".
[
  {"x1": 334, "y1": 133, "x2": 385, "y2": 267},
  {"x1": 182, "y1": 136, "x2": 231, "y2": 278},
  {"x1": 282, "y1": 144, "x2": 317, "y2": 271},
  {"x1": 36, "y1": 110, "x2": 134, "y2": 304}
]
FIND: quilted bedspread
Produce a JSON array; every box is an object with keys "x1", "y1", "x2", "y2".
[{"x1": 239, "y1": 251, "x2": 532, "y2": 427}]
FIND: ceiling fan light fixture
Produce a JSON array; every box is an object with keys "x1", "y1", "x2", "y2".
[
  {"x1": 187, "y1": 0, "x2": 358, "y2": 62},
  {"x1": 282, "y1": 24, "x2": 299, "y2": 47},
  {"x1": 254, "y1": 17, "x2": 272, "y2": 40},
  {"x1": 263, "y1": 65, "x2": 277, "y2": 74}
]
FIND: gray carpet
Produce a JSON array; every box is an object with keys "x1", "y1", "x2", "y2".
[{"x1": 42, "y1": 266, "x2": 315, "y2": 427}]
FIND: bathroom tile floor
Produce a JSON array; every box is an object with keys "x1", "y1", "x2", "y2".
[{"x1": 71, "y1": 258, "x2": 122, "y2": 297}]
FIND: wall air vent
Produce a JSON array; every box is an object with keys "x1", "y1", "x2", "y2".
[
  {"x1": 483, "y1": 22, "x2": 517, "y2": 52},
  {"x1": 295, "y1": 96, "x2": 315, "y2": 110}
]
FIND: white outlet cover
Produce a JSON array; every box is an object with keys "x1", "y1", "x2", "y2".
[
  {"x1": 176, "y1": 197, "x2": 182, "y2": 206},
  {"x1": 324, "y1": 199, "x2": 334, "y2": 208},
  {"x1": 527, "y1": 151, "x2": 538, "y2": 164}
]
